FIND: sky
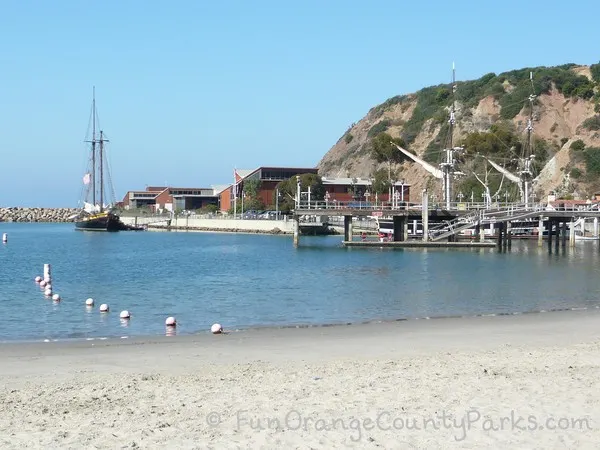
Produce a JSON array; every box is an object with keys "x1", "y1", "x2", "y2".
[{"x1": 1, "y1": 0, "x2": 599, "y2": 207}]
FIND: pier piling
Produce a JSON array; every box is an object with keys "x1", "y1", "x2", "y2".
[
  {"x1": 421, "y1": 189, "x2": 429, "y2": 242},
  {"x1": 344, "y1": 215, "x2": 353, "y2": 242},
  {"x1": 293, "y1": 216, "x2": 300, "y2": 247}
]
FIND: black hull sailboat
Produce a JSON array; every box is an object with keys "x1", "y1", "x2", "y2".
[
  {"x1": 75, "y1": 211, "x2": 122, "y2": 231},
  {"x1": 74, "y1": 88, "x2": 144, "y2": 232}
]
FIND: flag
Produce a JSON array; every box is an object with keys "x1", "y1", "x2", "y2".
[
  {"x1": 83, "y1": 173, "x2": 91, "y2": 185},
  {"x1": 233, "y1": 168, "x2": 243, "y2": 198},
  {"x1": 234, "y1": 169, "x2": 243, "y2": 183}
]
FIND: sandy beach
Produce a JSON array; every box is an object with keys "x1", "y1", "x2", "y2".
[{"x1": 1, "y1": 310, "x2": 599, "y2": 449}]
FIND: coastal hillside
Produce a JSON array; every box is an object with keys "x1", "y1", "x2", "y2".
[{"x1": 318, "y1": 63, "x2": 600, "y2": 201}]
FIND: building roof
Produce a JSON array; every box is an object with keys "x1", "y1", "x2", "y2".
[
  {"x1": 211, "y1": 184, "x2": 230, "y2": 194},
  {"x1": 322, "y1": 177, "x2": 410, "y2": 186},
  {"x1": 234, "y1": 169, "x2": 255, "y2": 179}
]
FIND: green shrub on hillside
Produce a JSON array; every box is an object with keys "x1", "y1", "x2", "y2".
[
  {"x1": 591, "y1": 62, "x2": 600, "y2": 83},
  {"x1": 531, "y1": 138, "x2": 551, "y2": 174},
  {"x1": 584, "y1": 147, "x2": 600, "y2": 176},
  {"x1": 367, "y1": 119, "x2": 391, "y2": 137},
  {"x1": 570, "y1": 139, "x2": 586, "y2": 151},
  {"x1": 582, "y1": 116, "x2": 600, "y2": 131},
  {"x1": 345, "y1": 133, "x2": 354, "y2": 144},
  {"x1": 570, "y1": 168, "x2": 583, "y2": 179},
  {"x1": 401, "y1": 85, "x2": 452, "y2": 144},
  {"x1": 461, "y1": 122, "x2": 523, "y2": 159}
]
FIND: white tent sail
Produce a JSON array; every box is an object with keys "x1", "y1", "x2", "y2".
[
  {"x1": 391, "y1": 143, "x2": 443, "y2": 179},
  {"x1": 484, "y1": 158, "x2": 521, "y2": 184}
]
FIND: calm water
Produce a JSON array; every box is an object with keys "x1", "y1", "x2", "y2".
[{"x1": 1, "y1": 223, "x2": 600, "y2": 342}]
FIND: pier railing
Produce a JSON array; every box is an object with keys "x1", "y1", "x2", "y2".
[{"x1": 294, "y1": 200, "x2": 600, "y2": 214}]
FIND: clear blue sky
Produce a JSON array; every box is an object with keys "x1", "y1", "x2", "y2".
[{"x1": 1, "y1": 0, "x2": 598, "y2": 206}]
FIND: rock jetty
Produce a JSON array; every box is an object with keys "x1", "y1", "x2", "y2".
[{"x1": 0, "y1": 207, "x2": 79, "y2": 223}]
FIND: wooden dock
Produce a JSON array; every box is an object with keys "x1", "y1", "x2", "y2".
[{"x1": 342, "y1": 240, "x2": 497, "y2": 248}]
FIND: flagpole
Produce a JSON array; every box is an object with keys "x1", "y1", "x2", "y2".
[{"x1": 233, "y1": 168, "x2": 237, "y2": 220}]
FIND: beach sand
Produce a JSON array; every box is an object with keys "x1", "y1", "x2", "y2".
[{"x1": 1, "y1": 310, "x2": 599, "y2": 449}]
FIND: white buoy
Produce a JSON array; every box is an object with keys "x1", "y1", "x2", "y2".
[
  {"x1": 2, "y1": 233, "x2": 7, "y2": 243},
  {"x1": 211, "y1": 323, "x2": 223, "y2": 334},
  {"x1": 44, "y1": 288, "x2": 52, "y2": 297},
  {"x1": 165, "y1": 317, "x2": 176, "y2": 327},
  {"x1": 34, "y1": 276, "x2": 42, "y2": 283},
  {"x1": 52, "y1": 293, "x2": 61, "y2": 302},
  {"x1": 85, "y1": 298, "x2": 94, "y2": 307},
  {"x1": 39, "y1": 280, "x2": 47, "y2": 288},
  {"x1": 45, "y1": 284, "x2": 52, "y2": 291},
  {"x1": 43, "y1": 264, "x2": 51, "y2": 281},
  {"x1": 119, "y1": 310, "x2": 130, "y2": 319},
  {"x1": 100, "y1": 304, "x2": 109, "y2": 313}
]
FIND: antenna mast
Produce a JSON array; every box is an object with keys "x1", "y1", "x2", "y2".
[
  {"x1": 520, "y1": 72, "x2": 535, "y2": 207},
  {"x1": 440, "y1": 63, "x2": 462, "y2": 209}
]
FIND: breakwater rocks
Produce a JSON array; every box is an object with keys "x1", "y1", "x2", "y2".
[{"x1": 0, "y1": 207, "x2": 79, "y2": 223}]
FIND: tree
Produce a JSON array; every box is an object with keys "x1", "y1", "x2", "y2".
[
  {"x1": 370, "y1": 168, "x2": 391, "y2": 197},
  {"x1": 370, "y1": 133, "x2": 410, "y2": 198},
  {"x1": 274, "y1": 173, "x2": 325, "y2": 213},
  {"x1": 243, "y1": 178, "x2": 261, "y2": 199},
  {"x1": 370, "y1": 132, "x2": 408, "y2": 167}
]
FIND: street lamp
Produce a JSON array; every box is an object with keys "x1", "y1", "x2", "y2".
[{"x1": 457, "y1": 191, "x2": 464, "y2": 202}]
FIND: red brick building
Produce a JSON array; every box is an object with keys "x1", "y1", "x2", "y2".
[{"x1": 220, "y1": 167, "x2": 319, "y2": 212}]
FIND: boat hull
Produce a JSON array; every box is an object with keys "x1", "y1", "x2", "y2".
[{"x1": 74, "y1": 213, "x2": 122, "y2": 232}]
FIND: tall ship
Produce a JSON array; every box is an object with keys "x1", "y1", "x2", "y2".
[{"x1": 74, "y1": 89, "x2": 141, "y2": 232}]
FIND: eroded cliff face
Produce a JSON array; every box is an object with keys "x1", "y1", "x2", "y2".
[{"x1": 318, "y1": 65, "x2": 600, "y2": 201}]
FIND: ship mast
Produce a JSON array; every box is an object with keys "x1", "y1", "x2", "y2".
[
  {"x1": 520, "y1": 71, "x2": 535, "y2": 207},
  {"x1": 99, "y1": 130, "x2": 104, "y2": 211},
  {"x1": 440, "y1": 63, "x2": 462, "y2": 209},
  {"x1": 98, "y1": 130, "x2": 109, "y2": 211},
  {"x1": 91, "y1": 87, "x2": 96, "y2": 206}
]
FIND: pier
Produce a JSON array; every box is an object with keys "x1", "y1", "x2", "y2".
[{"x1": 292, "y1": 188, "x2": 600, "y2": 250}]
